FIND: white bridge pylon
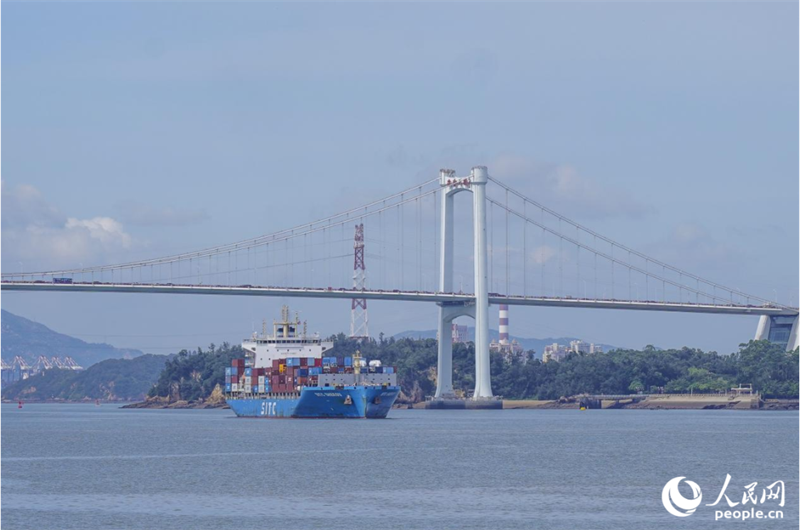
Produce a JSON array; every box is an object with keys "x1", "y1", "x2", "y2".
[{"x1": 436, "y1": 167, "x2": 493, "y2": 400}]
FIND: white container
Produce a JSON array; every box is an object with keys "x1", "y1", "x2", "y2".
[{"x1": 231, "y1": 384, "x2": 239, "y2": 392}]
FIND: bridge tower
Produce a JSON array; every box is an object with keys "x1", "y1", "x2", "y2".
[
  {"x1": 350, "y1": 223, "x2": 369, "y2": 340},
  {"x1": 754, "y1": 315, "x2": 799, "y2": 351},
  {"x1": 435, "y1": 166, "x2": 493, "y2": 400}
]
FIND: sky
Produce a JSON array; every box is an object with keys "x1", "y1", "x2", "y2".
[{"x1": 2, "y1": 1, "x2": 798, "y2": 356}]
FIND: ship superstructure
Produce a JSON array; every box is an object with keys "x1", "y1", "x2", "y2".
[{"x1": 241, "y1": 305, "x2": 333, "y2": 368}]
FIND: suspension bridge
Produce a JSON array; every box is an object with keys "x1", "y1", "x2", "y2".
[{"x1": 2, "y1": 166, "x2": 797, "y2": 400}]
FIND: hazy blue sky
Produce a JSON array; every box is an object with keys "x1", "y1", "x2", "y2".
[{"x1": 2, "y1": 1, "x2": 798, "y2": 355}]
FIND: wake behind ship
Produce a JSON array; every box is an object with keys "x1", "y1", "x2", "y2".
[{"x1": 225, "y1": 306, "x2": 399, "y2": 418}]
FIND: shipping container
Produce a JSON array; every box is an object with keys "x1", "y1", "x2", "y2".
[
  {"x1": 232, "y1": 384, "x2": 239, "y2": 392},
  {"x1": 344, "y1": 357, "x2": 353, "y2": 367},
  {"x1": 225, "y1": 384, "x2": 232, "y2": 392},
  {"x1": 245, "y1": 368, "x2": 253, "y2": 376},
  {"x1": 385, "y1": 366, "x2": 395, "y2": 374},
  {"x1": 225, "y1": 367, "x2": 232, "y2": 376}
]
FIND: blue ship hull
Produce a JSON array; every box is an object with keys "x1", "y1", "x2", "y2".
[{"x1": 226, "y1": 386, "x2": 400, "y2": 419}]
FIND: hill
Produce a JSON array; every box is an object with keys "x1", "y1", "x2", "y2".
[
  {"x1": 1, "y1": 354, "x2": 169, "y2": 402},
  {"x1": 1, "y1": 310, "x2": 143, "y2": 367},
  {"x1": 393, "y1": 327, "x2": 616, "y2": 358}
]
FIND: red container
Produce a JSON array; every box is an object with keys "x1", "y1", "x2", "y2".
[{"x1": 300, "y1": 358, "x2": 308, "y2": 367}]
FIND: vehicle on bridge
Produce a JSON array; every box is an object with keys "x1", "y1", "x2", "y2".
[{"x1": 52, "y1": 277, "x2": 73, "y2": 284}]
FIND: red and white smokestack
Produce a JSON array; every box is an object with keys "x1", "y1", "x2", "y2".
[{"x1": 499, "y1": 304, "x2": 509, "y2": 345}]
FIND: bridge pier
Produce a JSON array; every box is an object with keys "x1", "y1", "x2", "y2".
[
  {"x1": 755, "y1": 315, "x2": 799, "y2": 351},
  {"x1": 435, "y1": 167, "x2": 494, "y2": 400},
  {"x1": 435, "y1": 303, "x2": 475, "y2": 398}
]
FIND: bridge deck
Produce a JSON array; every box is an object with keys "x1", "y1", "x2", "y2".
[{"x1": 1, "y1": 281, "x2": 796, "y2": 316}]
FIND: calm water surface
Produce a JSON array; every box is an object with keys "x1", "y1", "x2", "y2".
[{"x1": 2, "y1": 404, "x2": 797, "y2": 529}]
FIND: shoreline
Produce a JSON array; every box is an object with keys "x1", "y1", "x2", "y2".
[{"x1": 6, "y1": 396, "x2": 798, "y2": 411}]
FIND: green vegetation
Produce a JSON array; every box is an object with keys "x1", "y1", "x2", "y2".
[
  {"x1": 147, "y1": 343, "x2": 243, "y2": 402},
  {"x1": 140, "y1": 337, "x2": 799, "y2": 404},
  {"x1": 326, "y1": 336, "x2": 798, "y2": 400},
  {"x1": 2, "y1": 354, "x2": 168, "y2": 401}
]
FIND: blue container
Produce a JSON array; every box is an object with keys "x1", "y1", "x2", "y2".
[
  {"x1": 385, "y1": 367, "x2": 394, "y2": 374},
  {"x1": 252, "y1": 386, "x2": 258, "y2": 393},
  {"x1": 298, "y1": 368, "x2": 308, "y2": 377},
  {"x1": 245, "y1": 368, "x2": 253, "y2": 376},
  {"x1": 310, "y1": 367, "x2": 321, "y2": 375},
  {"x1": 231, "y1": 366, "x2": 238, "y2": 375},
  {"x1": 225, "y1": 367, "x2": 232, "y2": 376},
  {"x1": 345, "y1": 357, "x2": 353, "y2": 367},
  {"x1": 225, "y1": 384, "x2": 232, "y2": 392}
]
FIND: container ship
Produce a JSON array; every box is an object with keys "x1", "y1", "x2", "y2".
[{"x1": 224, "y1": 306, "x2": 400, "y2": 418}]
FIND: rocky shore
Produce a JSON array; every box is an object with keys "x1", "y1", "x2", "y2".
[
  {"x1": 502, "y1": 394, "x2": 799, "y2": 411},
  {"x1": 122, "y1": 384, "x2": 229, "y2": 409}
]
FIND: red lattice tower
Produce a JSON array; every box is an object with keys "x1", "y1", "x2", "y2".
[{"x1": 350, "y1": 223, "x2": 369, "y2": 339}]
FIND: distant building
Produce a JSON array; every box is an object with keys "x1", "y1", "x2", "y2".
[
  {"x1": 543, "y1": 341, "x2": 603, "y2": 362},
  {"x1": 569, "y1": 340, "x2": 589, "y2": 354},
  {"x1": 451, "y1": 324, "x2": 469, "y2": 344},
  {"x1": 543, "y1": 343, "x2": 570, "y2": 363}
]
